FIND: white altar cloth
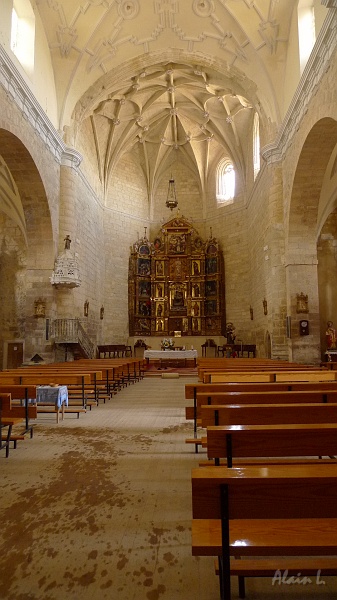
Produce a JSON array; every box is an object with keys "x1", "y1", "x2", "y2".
[{"x1": 144, "y1": 350, "x2": 197, "y2": 360}]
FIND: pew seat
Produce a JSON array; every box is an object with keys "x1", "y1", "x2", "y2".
[{"x1": 192, "y1": 464, "x2": 337, "y2": 599}]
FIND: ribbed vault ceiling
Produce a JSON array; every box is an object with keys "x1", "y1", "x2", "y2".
[{"x1": 34, "y1": 0, "x2": 310, "y2": 193}]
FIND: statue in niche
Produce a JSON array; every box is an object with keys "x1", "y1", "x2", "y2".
[
  {"x1": 170, "y1": 257, "x2": 187, "y2": 280},
  {"x1": 173, "y1": 259, "x2": 182, "y2": 278},
  {"x1": 171, "y1": 282, "x2": 186, "y2": 310},
  {"x1": 138, "y1": 319, "x2": 150, "y2": 331},
  {"x1": 193, "y1": 261, "x2": 200, "y2": 275},
  {"x1": 193, "y1": 283, "x2": 200, "y2": 297},
  {"x1": 173, "y1": 289, "x2": 184, "y2": 307},
  {"x1": 326, "y1": 321, "x2": 337, "y2": 350}
]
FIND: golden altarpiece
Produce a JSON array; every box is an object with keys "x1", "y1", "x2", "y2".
[{"x1": 128, "y1": 215, "x2": 225, "y2": 337}]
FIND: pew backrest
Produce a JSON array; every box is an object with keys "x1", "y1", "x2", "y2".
[
  {"x1": 206, "y1": 423, "x2": 337, "y2": 466},
  {"x1": 192, "y1": 463, "x2": 337, "y2": 519},
  {"x1": 200, "y1": 402, "x2": 337, "y2": 427}
]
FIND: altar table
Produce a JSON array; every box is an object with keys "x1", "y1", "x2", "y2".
[{"x1": 144, "y1": 350, "x2": 197, "y2": 367}]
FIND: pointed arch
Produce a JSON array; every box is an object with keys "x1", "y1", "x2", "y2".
[{"x1": 216, "y1": 158, "x2": 235, "y2": 205}]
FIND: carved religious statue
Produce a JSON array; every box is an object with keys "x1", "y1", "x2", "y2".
[{"x1": 326, "y1": 321, "x2": 336, "y2": 350}]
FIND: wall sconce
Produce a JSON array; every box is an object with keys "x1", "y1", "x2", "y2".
[
  {"x1": 296, "y1": 292, "x2": 308, "y2": 313},
  {"x1": 100, "y1": 306, "x2": 104, "y2": 320},
  {"x1": 263, "y1": 298, "x2": 268, "y2": 315},
  {"x1": 84, "y1": 300, "x2": 89, "y2": 317},
  {"x1": 34, "y1": 298, "x2": 46, "y2": 318},
  {"x1": 249, "y1": 305, "x2": 254, "y2": 320}
]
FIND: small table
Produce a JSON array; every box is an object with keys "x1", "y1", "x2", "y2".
[
  {"x1": 36, "y1": 386, "x2": 68, "y2": 423},
  {"x1": 201, "y1": 341, "x2": 217, "y2": 357},
  {"x1": 325, "y1": 351, "x2": 337, "y2": 363}
]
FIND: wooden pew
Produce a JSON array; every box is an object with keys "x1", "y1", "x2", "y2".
[
  {"x1": 0, "y1": 385, "x2": 37, "y2": 437},
  {"x1": 185, "y1": 379, "x2": 337, "y2": 421},
  {"x1": 75, "y1": 357, "x2": 145, "y2": 388},
  {"x1": 3, "y1": 367, "x2": 102, "y2": 409},
  {"x1": 0, "y1": 392, "x2": 36, "y2": 454},
  {"x1": 186, "y1": 388, "x2": 337, "y2": 450},
  {"x1": 198, "y1": 403, "x2": 337, "y2": 463},
  {"x1": 196, "y1": 360, "x2": 327, "y2": 383},
  {"x1": 0, "y1": 397, "x2": 14, "y2": 458},
  {"x1": 207, "y1": 370, "x2": 336, "y2": 384},
  {"x1": 185, "y1": 380, "x2": 337, "y2": 401},
  {"x1": 0, "y1": 391, "x2": 37, "y2": 449},
  {"x1": 200, "y1": 402, "x2": 337, "y2": 428},
  {"x1": 206, "y1": 423, "x2": 337, "y2": 467},
  {"x1": 191, "y1": 464, "x2": 337, "y2": 600},
  {"x1": 0, "y1": 374, "x2": 92, "y2": 421}
]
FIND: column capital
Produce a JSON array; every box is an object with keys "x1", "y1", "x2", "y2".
[{"x1": 61, "y1": 147, "x2": 83, "y2": 169}]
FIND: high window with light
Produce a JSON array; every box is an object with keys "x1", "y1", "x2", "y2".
[
  {"x1": 216, "y1": 159, "x2": 235, "y2": 204},
  {"x1": 298, "y1": 0, "x2": 316, "y2": 74},
  {"x1": 11, "y1": 0, "x2": 35, "y2": 77},
  {"x1": 253, "y1": 112, "x2": 260, "y2": 180}
]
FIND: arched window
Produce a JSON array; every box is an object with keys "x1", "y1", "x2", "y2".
[
  {"x1": 253, "y1": 112, "x2": 260, "y2": 180},
  {"x1": 216, "y1": 159, "x2": 235, "y2": 204},
  {"x1": 11, "y1": 0, "x2": 35, "y2": 77}
]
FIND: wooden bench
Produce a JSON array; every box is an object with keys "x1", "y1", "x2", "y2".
[
  {"x1": 185, "y1": 380, "x2": 337, "y2": 401},
  {"x1": 4, "y1": 368, "x2": 102, "y2": 407},
  {"x1": 186, "y1": 388, "x2": 337, "y2": 450},
  {"x1": 1, "y1": 416, "x2": 24, "y2": 457},
  {"x1": 0, "y1": 385, "x2": 38, "y2": 437},
  {"x1": 198, "y1": 366, "x2": 324, "y2": 383},
  {"x1": 185, "y1": 379, "x2": 337, "y2": 415},
  {"x1": 0, "y1": 393, "x2": 35, "y2": 455},
  {"x1": 192, "y1": 464, "x2": 337, "y2": 599},
  {"x1": 0, "y1": 391, "x2": 37, "y2": 449},
  {"x1": 0, "y1": 397, "x2": 13, "y2": 458},
  {"x1": 207, "y1": 370, "x2": 336, "y2": 384},
  {"x1": 0, "y1": 374, "x2": 93, "y2": 422},
  {"x1": 206, "y1": 422, "x2": 337, "y2": 467},
  {"x1": 75, "y1": 358, "x2": 145, "y2": 387},
  {"x1": 196, "y1": 360, "x2": 327, "y2": 383},
  {"x1": 200, "y1": 401, "x2": 337, "y2": 428}
]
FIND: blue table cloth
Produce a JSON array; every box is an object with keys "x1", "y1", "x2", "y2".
[{"x1": 36, "y1": 386, "x2": 68, "y2": 408}]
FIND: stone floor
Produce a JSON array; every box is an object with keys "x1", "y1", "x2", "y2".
[{"x1": 1, "y1": 375, "x2": 336, "y2": 600}]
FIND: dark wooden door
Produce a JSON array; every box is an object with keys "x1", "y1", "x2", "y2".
[{"x1": 7, "y1": 342, "x2": 24, "y2": 369}]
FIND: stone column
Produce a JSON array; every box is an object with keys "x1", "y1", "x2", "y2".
[
  {"x1": 285, "y1": 258, "x2": 321, "y2": 364},
  {"x1": 55, "y1": 148, "x2": 83, "y2": 319}
]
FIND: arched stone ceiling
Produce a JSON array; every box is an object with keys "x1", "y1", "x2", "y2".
[
  {"x1": 81, "y1": 60, "x2": 261, "y2": 195},
  {"x1": 36, "y1": 0, "x2": 298, "y2": 129},
  {"x1": 35, "y1": 0, "x2": 304, "y2": 194}
]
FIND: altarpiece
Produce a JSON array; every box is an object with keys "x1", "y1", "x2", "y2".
[{"x1": 128, "y1": 215, "x2": 225, "y2": 337}]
